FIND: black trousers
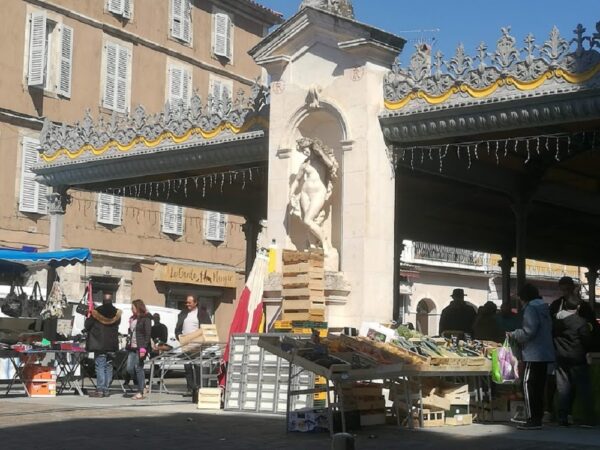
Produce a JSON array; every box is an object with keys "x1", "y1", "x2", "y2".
[
  {"x1": 523, "y1": 361, "x2": 548, "y2": 425},
  {"x1": 556, "y1": 364, "x2": 594, "y2": 424}
]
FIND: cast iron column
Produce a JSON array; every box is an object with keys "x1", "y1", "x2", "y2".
[
  {"x1": 393, "y1": 161, "x2": 402, "y2": 323},
  {"x1": 585, "y1": 267, "x2": 598, "y2": 308},
  {"x1": 46, "y1": 186, "x2": 71, "y2": 288},
  {"x1": 498, "y1": 255, "x2": 513, "y2": 309}
]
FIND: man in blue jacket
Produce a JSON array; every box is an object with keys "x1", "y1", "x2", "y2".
[{"x1": 508, "y1": 283, "x2": 555, "y2": 430}]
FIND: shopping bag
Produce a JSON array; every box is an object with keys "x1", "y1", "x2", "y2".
[{"x1": 491, "y1": 338, "x2": 519, "y2": 384}]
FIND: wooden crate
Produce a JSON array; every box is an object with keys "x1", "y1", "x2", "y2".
[
  {"x1": 423, "y1": 409, "x2": 446, "y2": 428},
  {"x1": 445, "y1": 413, "x2": 473, "y2": 426},
  {"x1": 197, "y1": 388, "x2": 221, "y2": 410},
  {"x1": 282, "y1": 287, "x2": 324, "y2": 299},
  {"x1": 282, "y1": 273, "x2": 325, "y2": 288},
  {"x1": 200, "y1": 324, "x2": 220, "y2": 343},
  {"x1": 281, "y1": 311, "x2": 325, "y2": 321},
  {"x1": 282, "y1": 250, "x2": 324, "y2": 264}
]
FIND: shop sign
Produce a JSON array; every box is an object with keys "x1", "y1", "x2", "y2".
[{"x1": 154, "y1": 263, "x2": 237, "y2": 288}]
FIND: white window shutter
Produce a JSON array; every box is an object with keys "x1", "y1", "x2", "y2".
[
  {"x1": 168, "y1": 65, "x2": 183, "y2": 105},
  {"x1": 115, "y1": 46, "x2": 130, "y2": 113},
  {"x1": 182, "y1": 68, "x2": 191, "y2": 105},
  {"x1": 217, "y1": 213, "x2": 226, "y2": 241},
  {"x1": 162, "y1": 204, "x2": 184, "y2": 235},
  {"x1": 57, "y1": 25, "x2": 73, "y2": 98},
  {"x1": 112, "y1": 195, "x2": 123, "y2": 225},
  {"x1": 102, "y1": 42, "x2": 118, "y2": 110},
  {"x1": 213, "y1": 13, "x2": 229, "y2": 58},
  {"x1": 204, "y1": 211, "x2": 219, "y2": 241},
  {"x1": 226, "y1": 15, "x2": 232, "y2": 59},
  {"x1": 28, "y1": 11, "x2": 47, "y2": 86},
  {"x1": 123, "y1": 0, "x2": 132, "y2": 19},
  {"x1": 97, "y1": 193, "x2": 122, "y2": 225},
  {"x1": 182, "y1": 0, "x2": 191, "y2": 43},
  {"x1": 19, "y1": 137, "x2": 46, "y2": 214},
  {"x1": 171, "y1": 0, "x2": 184, "y2": 40},
  {"x1": 108, "y1": 0, "x2": 124, "y2": 14},
  {"x1": 211, "y1": 79, "x2": 223, "y2": 102}
]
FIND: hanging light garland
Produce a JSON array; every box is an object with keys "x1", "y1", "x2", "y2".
[
  {"x1": 393, "y1": 130, "x2": 599, "y2": 173},
  {"x1": 103, "y1": 166, "x2": 265, "y2": 199}
]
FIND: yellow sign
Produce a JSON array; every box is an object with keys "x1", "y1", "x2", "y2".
[{"x1": 154, "y1": 263, "x2": 238, "y2": 288}]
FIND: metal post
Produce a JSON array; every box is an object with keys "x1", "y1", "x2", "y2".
[
  {"x1": 45, "y1": 187, "x2": 71, "y2": 289},
  {"x1": 585, "y1": 267, "x2": 598, "y2": 308},
  {"x1": 393, "y1": 167, "x2": 403, "y2": 322},
  {"x1": 498, "y1": 255, "x2": 513, "y2": 309}
]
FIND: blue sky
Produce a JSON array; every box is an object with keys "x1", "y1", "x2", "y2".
[{"x1": 258, "y1": 1, "x2": 600, "y2": 64}]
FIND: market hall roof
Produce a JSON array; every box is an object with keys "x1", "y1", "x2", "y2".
[
  {"x1": 34, "y1": 84, "x2": 270, "y2": 217},
  {"x1": 380, "y1": 21, "x2": 600, "y2": 268}
]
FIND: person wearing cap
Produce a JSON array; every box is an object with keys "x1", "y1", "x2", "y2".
[{"x1": 439, "y1": 288, "x2": 476, "y2": 336}]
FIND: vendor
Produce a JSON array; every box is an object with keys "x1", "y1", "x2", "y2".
[{"x1": 175, "y1": 295, "x2": 212, "y2": 341}]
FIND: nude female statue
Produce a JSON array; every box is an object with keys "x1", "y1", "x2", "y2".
[{"x1": 289, "y1": 137, "x2": 339, "y2": 254}]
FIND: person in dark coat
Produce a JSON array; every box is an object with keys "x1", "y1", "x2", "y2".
[
  {"x1": 84, "y1": 293, "x2": 122, "y2": 398},
  {"x1": 508, "y1": 283, "x2": 555, "y2": 430},
  {"x1": 473, "y1": 301, "x2": 504, "y2": 343},
  {"x1": 127, "y1": 299, "x2": 152, "y2": 400},
  {"x1": 439, "y1": 288, "x2": 476, "y2": 336},
  {"x1": 553, "y1": 293, "x2": 595, "y2": 426},
  {"x1": 151, "y1": 313, "x2": 168, "y2": 344}
]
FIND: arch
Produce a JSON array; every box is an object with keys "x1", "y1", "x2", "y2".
[{"x1": 416, "y1": 297, "x2": 437, "y2": 335}]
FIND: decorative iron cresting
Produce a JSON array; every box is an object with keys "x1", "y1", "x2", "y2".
[
  {"x1": 39, "y1": 81, "x2": 270, "y2": 163},
  {"x1": 384, "y1": 22, "x2": 600, "y2": 110}
]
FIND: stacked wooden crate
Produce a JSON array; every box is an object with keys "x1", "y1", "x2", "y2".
[
  {"x1": 341, "y1": 383, "x2": 387, "y2": 426},
  {"x1": 197, "y1": 387, "x2": 221, "y2": 410},
  {"x1": 281, "y1": 250, "x2": 325, "y2": 322}
]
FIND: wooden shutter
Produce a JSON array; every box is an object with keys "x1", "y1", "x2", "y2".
[
  {"x1": 182, "y1": 68, "x2": 191, "y2": 105},
  {"x1": 102, "y1": 42, "x2": 118, "y2": 109},
  {"x1": 108, "y1": 0, "x2": 124, "y2": 14},
  {"x1": 217, "y1": 213, "x2": 226, "y2": 241},
  {"x1": 162, "y1": 203, "x2": 184, "y2": 235},
  {"x1": 123, "y1": 0, "x2": 133, "y2": 19},
  {"x1": 28, "y1": 11, "x2": 47, "y2": 86},
  {"x1": 182, "y1": 0, "x2": 191, "y2": 43},
  {"x1": 19, "y1": 137, "x2": 47, "y2": 214},
  {"x1": 57, "y1": 25, "x2": 73, "y2": 97},
  {"x1": 211, "y1": 78, "x2": 223, "y2": 103},
  {"x1": 168, "y1": 65, "x2": 183, "y2": 105},
  {"x1": 213, "y1": 13, "x2": 230, "y2": 58},
  {"x1": 205, "y1": 211, "x2": 225, "y2": 241},
  {"x1": 97, "y1": 193, "x2": 122, "y2": 225},
  {"x1": 171, "y1": 0, "x2": 184, "y2": 40},
  {"x1": 115, "y1": 45, "x2": 130, "y2": 113}
]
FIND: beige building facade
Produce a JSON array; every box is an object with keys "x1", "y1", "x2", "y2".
[{"x1": 0, "y1": 0, "x2": 280, "y2": 337}]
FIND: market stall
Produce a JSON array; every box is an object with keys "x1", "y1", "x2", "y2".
[
  {"x1": 0, "y1": 248, "x2": 92, "y2": 397},
  {"x1": 258, "y1": 329, "x2": 493, "y2": 435}
]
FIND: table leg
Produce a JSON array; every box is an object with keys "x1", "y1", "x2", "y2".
[
  {"x1": 418, "y1": 378, "x2": 424, "y2": 428},
  {"x1": 285, "y1": 361, "x2": 293, "y2": 434},
  {"x1": 404, "y1": 376, "x2": 413, "y2": 429},
  {"x1": 325, "y1": 379, "x2": 334, "y2": 438},
  {"x1": 338, "y1": 383, "x2": 347, "y2": 433}
]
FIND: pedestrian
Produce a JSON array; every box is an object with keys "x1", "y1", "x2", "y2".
[
  {"x1": 439, "y1": 288, "x2": 476, "y2": 336},
  {"x1": 151, "y1": 313, "x2": 168, "y2": 344},
  {"x1": 552, "y1": 288, "x2": 595, "y2": 426},
  {"x1": 175, "y1": 295, "x2": 212, "y2": 394},
  {"x1": 84, "y1": 292, "x2": 121, "y2": 398},
  {"x1": 508, "y1": 283, "x2": 555, "y2": 430},
  {"x1": 126, "y1": 299, "x2": 152, "y2": 400},
  {"x1": 473, "y1": 301, "x2": 504, "y2": 343}
]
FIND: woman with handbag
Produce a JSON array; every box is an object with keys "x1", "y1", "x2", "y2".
[{"x1": 126, "y1": 299, "x2": 152, "y2": 400}]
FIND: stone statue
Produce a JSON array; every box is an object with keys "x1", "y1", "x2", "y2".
[
  {"x1": 300, "y1": 0, "x2": 355, "y2": 19},
  {"x1": 289, "y1": 137, "x2": 339, "y2": 262}
]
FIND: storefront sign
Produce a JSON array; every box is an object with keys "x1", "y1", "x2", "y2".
[{"x1": 154, "y1": 263, "x2": 237, "y2": 288}]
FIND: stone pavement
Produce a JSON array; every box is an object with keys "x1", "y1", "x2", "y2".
[{"x1": 1, "y1": 394, "x2": 600, "y2": 450}]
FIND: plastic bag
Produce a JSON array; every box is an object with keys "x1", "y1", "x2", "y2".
[{"x1": 491, "y1": 338, "x2": 519, "y2": 384}]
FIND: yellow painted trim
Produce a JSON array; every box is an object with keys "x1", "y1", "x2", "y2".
[
  {"x1": 41, "y1": 116, "x2": 268, "y2": 163},
  {"x1": 384, "y1": 63, "x2": 600, "y2": 110}
]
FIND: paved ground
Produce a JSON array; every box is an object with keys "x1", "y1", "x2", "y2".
[{"x1": 1, "y1": 392, "x2": 600, "y2": 449}]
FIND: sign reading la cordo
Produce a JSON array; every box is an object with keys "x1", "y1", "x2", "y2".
[{"x1": 154, "y1": 263, "x2": 237, "y2": 288}]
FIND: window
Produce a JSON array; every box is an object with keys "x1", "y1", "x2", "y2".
[
  {"x1": 204, "y1": 211, "x2": 226, "y2": 242},
  {"x1": 167, "y1": 63, "x2": 191, "y2": 106},
  {"x1": 170, "y1": 0, "x2": 191, "y2": 44},
  {"x1": 19, "y1": 136, "x2": 48, "y2": 214},
  {"x1": 26, "y1": 11, "x2": 73, "y2": 97},
  {"x1": 212, "y1": 11, "x2": 232, "y2": 60},
  {"x1": 209, "y1": 76, "x2": 232, "y2": 106},
  {"x1": 97, "y1": 193, "x2": 123, "y2": 226},
  {"x1": 90, "y1": 276, "x2": 120, "y2": 304},
  {"x1": 162, "y1": 203, "x2": 184, "y2": 236},
  {"x1": 102, "y1": 41, "x2": 131, "y2": 113},
  {"x1": 107, "y1": 0, "x2": 132, "y2": 19}
]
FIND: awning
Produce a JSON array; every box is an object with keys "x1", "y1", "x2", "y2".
[{"x1": 0, "y1": 248, "x2": 92, "y2": 273}]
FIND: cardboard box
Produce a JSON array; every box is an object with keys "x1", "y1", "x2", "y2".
[{"x1": 289, "y1": 408, "x2": 329, "y2": 433}]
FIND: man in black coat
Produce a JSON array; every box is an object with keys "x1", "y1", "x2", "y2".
[
  {"x1": 84, "y1": 293, "x2": 122, "y2": 398},
  {"x1": 439, "y1": 288, "x2": 476, "y2": 336}
]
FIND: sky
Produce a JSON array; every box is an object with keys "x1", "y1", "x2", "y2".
[{"x1": 257, "y1": 1, "x2": 600, "y2": 64}]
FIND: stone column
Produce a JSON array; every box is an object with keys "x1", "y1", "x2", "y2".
[
  {"x1": 498, "y1": 255, "x2": 513, "y2": 309},
  {"x1": 585, "y1": 267, "x2": 598, "y2": 308},
  {"x1": 242, "y1": 216, "x2": 262, "y2": 281},
  {"x1": 46, "y1": 186, "x2": 71, "y2": 289}
]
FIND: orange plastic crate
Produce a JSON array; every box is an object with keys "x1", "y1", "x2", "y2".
[{"x1": 26, "y1": 381, "x2": 56, "y2": 397}]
